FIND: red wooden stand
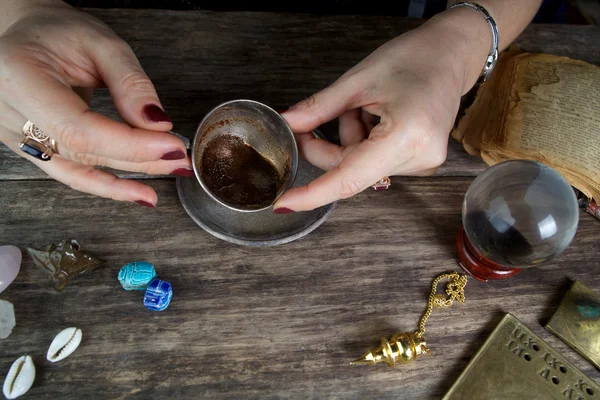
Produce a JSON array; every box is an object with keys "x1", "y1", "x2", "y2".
[{"x1": 456, "y1": 225, "x2": 521, "y2": 282}]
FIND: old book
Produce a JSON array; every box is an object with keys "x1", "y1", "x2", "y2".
[{"x1": 452, "y1": 50, "x2": 600, "y2": 217}]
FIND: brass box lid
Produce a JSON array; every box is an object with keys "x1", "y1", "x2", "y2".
[
  {"x1": 444, "y1": 313, "x2": 599, "y2": 399},
  {"x1": 546, "y1": 280, "x2": 600, "y2": 371}
]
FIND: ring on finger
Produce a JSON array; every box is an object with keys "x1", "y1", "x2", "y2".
[
  {"x1": 19, "y1": 121, "x2": 58, "y2": 161},
  {"x1": 372, "y1": 176, "x2": 391, "y2": 191}
]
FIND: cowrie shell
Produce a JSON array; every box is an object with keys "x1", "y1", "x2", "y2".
[
  {"x1": 46, "y1": 327, "x2": 82, "y2": 362},
  {"x1": 2, "y1": 355, "x2": 35, "y2": 399}
]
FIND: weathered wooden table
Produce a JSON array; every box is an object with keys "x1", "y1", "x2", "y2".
[{"x1": 0, "y1": 9, "x2": 599, "y2": 399}]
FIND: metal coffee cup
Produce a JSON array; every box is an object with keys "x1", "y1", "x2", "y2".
[{"x1": 191, "y1": 99, "x2": 299, "y2": 212}]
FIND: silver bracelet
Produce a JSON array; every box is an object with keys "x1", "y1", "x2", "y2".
[{"x1": 449, "y1": 2, "x2": 499, "y2": 82}]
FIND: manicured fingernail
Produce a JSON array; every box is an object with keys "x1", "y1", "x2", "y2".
[
  {"x1": 274, "y1": 207, "x2": 293, "y2": 214},
  {"x1": 171, "y1": 168, "x2": 194, "y2": 177},
  {"x1": 142, "y1": 104, "x2": 171, "y2": 123},
  {"x1": 136, "y1": 200, "x2": 155, "y2": 208},
  {"x1": 161, "y1": 150, "x2": 186, "y2": 160},
  {"x1": 276, "y1": 108, "x2": 288, "y2": 114}
]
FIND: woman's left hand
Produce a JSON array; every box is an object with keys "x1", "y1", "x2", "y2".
[{"x1": 275, "y1": 10, "x2": 489, "y2": 213}]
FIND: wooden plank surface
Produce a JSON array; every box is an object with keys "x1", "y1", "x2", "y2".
[
  {"x1": 1, "y1": 8, "x2": 599, "y2": 400},
  {"x1": 1, "y1": 9, "x2": 599, "y2": 180},
  {"x1": 0, "y1": 177, "x2": 599, "y2": 399}
]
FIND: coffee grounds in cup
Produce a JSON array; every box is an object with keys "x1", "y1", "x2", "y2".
[{"x1": 201, "y1": 135, "x2": 282, "y2": 209}]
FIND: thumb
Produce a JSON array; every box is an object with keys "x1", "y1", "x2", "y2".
[
  {"x1": 282, "y1": 75, "x2": 363, "y2": 133},
  {"x1": 89, "y1": 39, "x2": 172, "y2": 131}
]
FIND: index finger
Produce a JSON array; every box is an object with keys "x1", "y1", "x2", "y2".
[
  {"x1": 274, "y1": 135, "x2": 402, "y2": 212},
  {"x1": 7, "y1": 68, "x2": 186, "y2": 163}
]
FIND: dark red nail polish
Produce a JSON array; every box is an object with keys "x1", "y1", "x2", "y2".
[
  {"x1": 171, "y1": 168, "x2": 194, "y2": 177},
  {"x1": 136, "y1": 200, "x2": 155, "y2": 208},
  {"x1": 276, "y1": 108, "x2": 288, "y2": 114},
  {"x1": 142, "y1": 104, "x2": 171, "y2": 123},
  {"x1": 161, "y1": 150, "x2": 186, "y2": 160},
  {"x1": 274, "y1": 207, "x2": 293, "y2": 214}
]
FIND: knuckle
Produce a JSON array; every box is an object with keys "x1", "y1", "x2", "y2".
[
  {"x1": 406, "y1": 133, "x2": 448, "y2": 171},
  {"x1": 300, "y1": 94, "x2": 318, "y2": 109},
  {"x1": 405, "y1": 132, "x2": 431, "y2": 158},
  {"x1": 66, "y1": 167, "x2": 96, "y2": 193},
  {"x1": 67, "y1": 168, "x2": 119, "y2": 200},
  {"x1": 0, "y1": 45, "x2": 24, "y2": 82},
  {"x1": 427, "y1": 149, "x2": 447, "y2": 169},
  {"x1": 119, "y1": 71, "x2": 154, "y2": 94},
  {"x1": 409, "y1": 141, "x2": 447, "y2": 172},
  {"x1": 70, "y1": 152, "x2": 100, "y2": 166},
  {"x1": 422, "y1": 166, "x2": 440, "y2": 176},
  {"x1": 96, "y1": 29, "x2": 128, "y2": 49},
  {"x1": 339, "y1": 175, "x2": 364, "y2": 199},
  {"x1": 338, "y1": 73, "x2": 372, "y2": 103},
  {"x1": 296, "y1": 94, "x2": 329, "y2": 129},
  {"x1": 138, "y1": 163, "x2": 165, "y2": 175},
  {"x1": 55, "y1": 122, "x2": 88, "y2": 154}
]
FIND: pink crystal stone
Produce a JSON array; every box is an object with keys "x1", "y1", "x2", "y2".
[{"x1": 0, "y1": 245, "x2": 21, "y2": 294}]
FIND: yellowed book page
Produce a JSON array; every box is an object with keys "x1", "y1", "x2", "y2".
[
  {"x1": 486, "y1": 55, "x2": 600, "y2": 199},
  {"x1": 485, "y1": 146, "x2": 600, "y2": 200},
  {"x1": 480, "y1": 54, "x2": 529, "y2": 150},
  {"x1": 452, "y1": 50, "x2": 519, "y2": 150},
  {"x1": 483, "y1": 155, "x2": 596, "y2": 199}
]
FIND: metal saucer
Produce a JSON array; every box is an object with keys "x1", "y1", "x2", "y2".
[{"x1": 176, "y1": 132, "x2": 336, "y2": 246}]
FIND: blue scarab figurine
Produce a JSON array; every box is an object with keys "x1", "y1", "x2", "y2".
[
  {"x1": 144, "y1": 279, "x2": 173, "y2": 311},
  {"x1": 118, "y1": 262, "x2": 157, "y2": 291}
]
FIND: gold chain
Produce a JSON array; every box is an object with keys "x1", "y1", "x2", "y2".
[{"x1": 415, "y1": 272, "x2": 468, "y2": 339}]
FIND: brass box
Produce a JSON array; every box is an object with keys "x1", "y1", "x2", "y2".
[{"x1": 546, "y1": 280, "x2": 600, "y2": 370}]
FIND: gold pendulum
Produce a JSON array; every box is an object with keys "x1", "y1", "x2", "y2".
[{"x1": 351, "y1": 272, "x2": 468, "y2": 367}]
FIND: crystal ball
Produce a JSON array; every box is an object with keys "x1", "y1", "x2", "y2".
[{"x1": 462, "y1": 160, "x2": 579, "y2": 268}]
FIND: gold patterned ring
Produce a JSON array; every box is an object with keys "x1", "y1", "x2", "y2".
[
  {"x1": 19, "y1": 121, "x2": 58, "y2": 161},
  {"x1": 372, "y1": 176, "x2": 391, "y2": 191}
]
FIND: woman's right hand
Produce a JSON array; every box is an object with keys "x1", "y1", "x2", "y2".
[{"x1": 0, "y1": 0, "x2": 191, "y2": 208}]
